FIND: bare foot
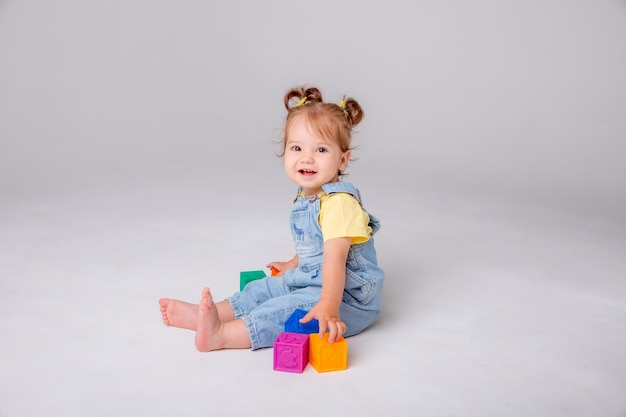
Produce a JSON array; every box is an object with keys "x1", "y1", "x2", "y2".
[
  {"x1": 195, "y1": 288, "x2": 225, "y2": 352},
  {"x1": 159, "y1": 298, "x2": 199, "y2": 330}
]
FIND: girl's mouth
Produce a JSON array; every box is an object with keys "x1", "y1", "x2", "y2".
[{"x1": 299, "y1": 169, "x2": 316, "y2": 176}]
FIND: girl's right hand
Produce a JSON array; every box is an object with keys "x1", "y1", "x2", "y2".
[
  {"x1": 266, "y1": 262, "x2": 288, "y2": 276},
  {"x1": 266, "y1": 255, "x2": 298, "y2": 276}
]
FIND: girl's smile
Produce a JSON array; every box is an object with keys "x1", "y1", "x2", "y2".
[{"x1": 298, "y1": 168, "x2": 316, "y2": 176}]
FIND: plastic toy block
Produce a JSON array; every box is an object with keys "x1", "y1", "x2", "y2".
[
  {"x1": 239, "y1": 270, "x2": 266, "y2": 291},
  {"x1": 273, "y1": 332, "x2": 310, "y2": 373},
  {"x1": 309, "y1": 333, "x2": 348, "y2": 373},
  {"x1": 270, "y1": 267, "x2": 279, "y2": 276},
  {"x1": 284, "y1": 309, "x2": 319, "y2": 334}
]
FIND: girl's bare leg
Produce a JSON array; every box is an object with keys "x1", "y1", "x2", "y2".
[
  {"x1": 195, "y1": 287, "x2": 252, "y2": 351},
  {"x1": 159, "y1": 295, "x2": 235, "y2": 330}
]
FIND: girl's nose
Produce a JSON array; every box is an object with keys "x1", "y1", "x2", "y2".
[{"x1": 300, "y1": 152, "x2": 314, "y2": 163}]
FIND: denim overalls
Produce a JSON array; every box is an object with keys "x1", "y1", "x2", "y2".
[{"x1": 227, "y1": 182, "x2": 384, "y2": 350}]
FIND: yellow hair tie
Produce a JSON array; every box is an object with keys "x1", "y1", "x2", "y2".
[
  {"x1": 296, "y1": 97, "x2": 307, "y2": 107},
  {"x1": 339, "y1": 100, "x2": 349, "y2": 116}
]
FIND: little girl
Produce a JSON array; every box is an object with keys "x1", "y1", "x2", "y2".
[{"x1": 158, "y1": 85, "x2": 384, "y2": 351}]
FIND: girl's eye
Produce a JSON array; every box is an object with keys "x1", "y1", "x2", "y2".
[
  {"x1": 290, "y1": 145, "x2": 301, "y2": 151},
  {"x1": 316, "y1": 147, "x2": 328, "y2": 153}
]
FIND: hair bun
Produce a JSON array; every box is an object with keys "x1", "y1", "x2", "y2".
[{"x1": 283, "y1": 86, "x2": 325, "y2": 110}]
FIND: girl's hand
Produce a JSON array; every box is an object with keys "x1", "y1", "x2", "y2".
[
  {"x1": 300, "y1": 299, "x2": 346, "y2": 343},
  {"x1": 266, "y1": 255, "x2": 298, "y2": 277},
  {"x1": 265, "y1": 262, "x2": 288, "y2": 276}
]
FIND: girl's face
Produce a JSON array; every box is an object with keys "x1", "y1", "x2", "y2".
[{"x1": 283, "y1": 116, "x2": 350, "y2": 196}]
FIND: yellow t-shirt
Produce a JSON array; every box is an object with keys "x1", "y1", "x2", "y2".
[{"x1": 318, "y1": 192, "x2": 372, "y2": 244}]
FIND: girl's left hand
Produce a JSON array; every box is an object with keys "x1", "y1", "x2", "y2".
[{"x1": 300, "y1": 300, "x2": 346, "y2": 343}]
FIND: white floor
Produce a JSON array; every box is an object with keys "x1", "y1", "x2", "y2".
[{"x1": 1, "y1": 178, "x2": 625, "y2": 417}]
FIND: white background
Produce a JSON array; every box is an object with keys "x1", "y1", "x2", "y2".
[{"x1": 1, "y1": 1, "x2": 625, "y2": 416}]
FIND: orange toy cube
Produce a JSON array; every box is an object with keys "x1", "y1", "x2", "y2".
[{"x1": 308, "y1": 333, "x2": 348, "y2": 372}]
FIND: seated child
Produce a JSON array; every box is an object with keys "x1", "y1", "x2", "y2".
[{"x1": 159, "y1": 85, "x2": 384, "y2": 351}]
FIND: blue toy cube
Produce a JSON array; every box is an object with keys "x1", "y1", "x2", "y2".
[
  {"x1": 273, "y1": 332, "x2": 309, "y2": 373},
  {"x1": 284, "y1": 309, "x2": 319, "y2": 334}
]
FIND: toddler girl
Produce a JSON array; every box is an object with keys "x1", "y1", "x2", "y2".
[{"x1": 159, "y1": 85, "x2": 384, "y2": 351}]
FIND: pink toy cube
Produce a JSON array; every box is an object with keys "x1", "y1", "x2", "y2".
[{"x1": 273, "y1": 332, "x2": 310, "y2": 373}]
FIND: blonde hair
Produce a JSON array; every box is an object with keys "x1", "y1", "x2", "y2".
[{"x1": 281, "y1": 85, "x2": 364, "y2": 157}]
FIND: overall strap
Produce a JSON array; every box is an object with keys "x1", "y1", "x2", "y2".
[{"x1": 321, "y1": 182, "x2": 362, "y2": 204}]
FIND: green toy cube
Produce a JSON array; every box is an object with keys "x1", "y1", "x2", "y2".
[{"x1": 240, "y1": 270, "x2": 266, "y2": 290}]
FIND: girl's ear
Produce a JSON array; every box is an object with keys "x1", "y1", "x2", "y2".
[{"x1": 339, "y1": 150, "x2": 351, "y2": 171}]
